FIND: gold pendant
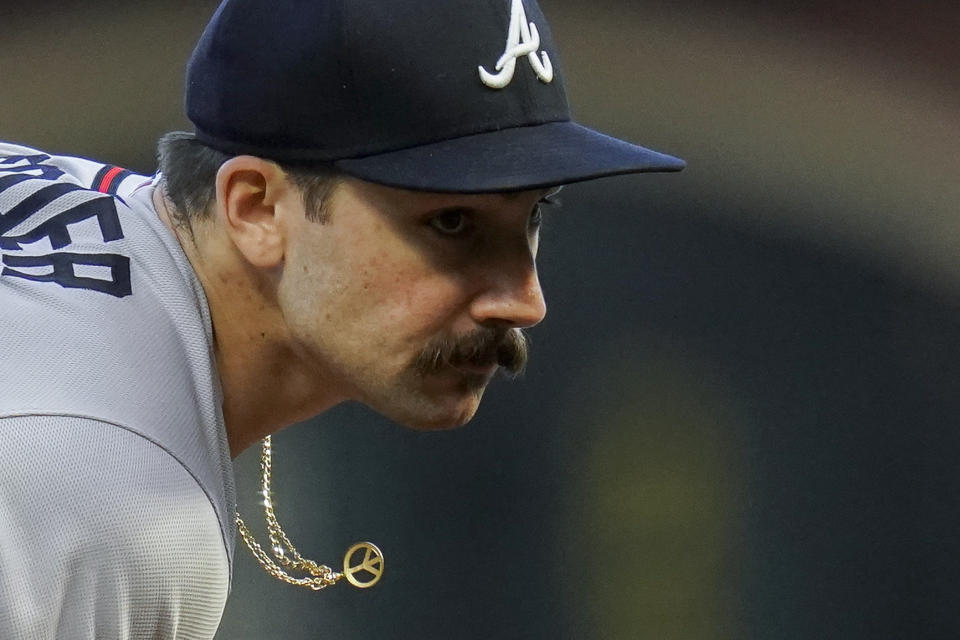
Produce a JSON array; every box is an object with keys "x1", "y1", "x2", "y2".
[
  {"x1": 343, "y1": 542, "x2": 385, "y2": 588},
  {"x1": 237, "y1": 437, "x2": 386, "y2": 591}
]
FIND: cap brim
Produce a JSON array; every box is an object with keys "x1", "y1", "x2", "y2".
[{"x1": 332, "y1": 121, "x2": 685, "y2": 193}]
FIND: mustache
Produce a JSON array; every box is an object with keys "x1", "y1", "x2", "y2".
[{"x1": 414, "y1": 328, "x2": 529, "y2": 377}]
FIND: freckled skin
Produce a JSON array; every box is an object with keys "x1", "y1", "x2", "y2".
[{"x1": 276, "y1": 177, "x2": 548, "y2": 430}]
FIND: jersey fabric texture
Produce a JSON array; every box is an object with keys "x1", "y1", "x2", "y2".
[{"x1": 0, "y1": 142, "x2": 236, "y2": 639}]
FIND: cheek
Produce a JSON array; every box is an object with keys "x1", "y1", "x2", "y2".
[
  {"x1": 349, "y1": 242, "x2": 463, "y2": 326},
  {"x1": 284, "y1": 225, "x2": 468, "y2": 350},
  {"x1": 365, "y1": 264, "x2": 463, "y2": 335}
]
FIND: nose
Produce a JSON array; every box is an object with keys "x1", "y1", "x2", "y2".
[{"x1": 469, "y1": 260, "x2": 547, "y2": 329}]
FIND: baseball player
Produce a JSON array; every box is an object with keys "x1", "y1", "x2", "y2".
[{"x1": 0, "y1": 0, "x2": 683, "y2": 637}]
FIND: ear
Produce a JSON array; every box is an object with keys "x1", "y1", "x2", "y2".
[{"x1": 214, "y1": 156, "x2": 289, "y2": 268}]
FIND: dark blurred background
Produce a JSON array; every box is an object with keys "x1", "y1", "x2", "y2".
[{"x1": 3, "y1": 2, "x2": 958, "y2": 638}]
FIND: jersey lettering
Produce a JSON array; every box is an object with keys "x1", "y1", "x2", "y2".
[
  {"x1": 2, "y1": 252, "x2": 132, "y2": 297},
  {"x1": 0, "y1": 153, "x2": 66, "y2": 181},
  {"x1": 0, "y1": 153, "x2": 132, "y2": 298}
]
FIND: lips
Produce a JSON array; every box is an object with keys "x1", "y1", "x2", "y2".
[{"x1": 449, "y1": 354, "x2": 500, "y2": 376}]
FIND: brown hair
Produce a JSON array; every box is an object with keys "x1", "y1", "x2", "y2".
[{"x1": 156, "y1": 131, "x2": 341, "y2": 235}]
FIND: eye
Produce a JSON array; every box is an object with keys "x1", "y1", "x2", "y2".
[
  {"x1": 529, "y1": 205, "x2": 543, "y2": 229},
  {"x1": 428, "y1": 209, "x2": 471, "y2": 235},
  {"x1": 530, "y1": 191, "x2": 560, "y2": 230}
]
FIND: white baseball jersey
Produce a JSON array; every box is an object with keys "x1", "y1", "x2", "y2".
[{"x1": 0, "y1": 142, "x2": 235, "y2": 639}]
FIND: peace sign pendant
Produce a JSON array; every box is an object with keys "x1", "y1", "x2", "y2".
[{"x1": 343, "y1": 542, "x2": 384, "y2": 588}]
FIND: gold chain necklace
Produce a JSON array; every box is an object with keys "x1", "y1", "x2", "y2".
[{"x1": 235, "y1": 436, "x2": 384, "y2": 590}]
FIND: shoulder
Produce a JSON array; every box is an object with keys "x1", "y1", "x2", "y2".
[
  {"x1": 0, "y1": 141, "x2": 217, "y2": 445},
  {"x1": 0, "y1": 145, "x2": 236, "y2": 580},
  {"x1": 0, "y1": 414, "x2": 229, "y2": 639},
  {"x1": 0, "y1": 141, "x2": 154, "y2": 300}
]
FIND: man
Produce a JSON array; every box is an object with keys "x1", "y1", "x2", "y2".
[{"x1": 0, "y1": 0, "x2": 683, "y2": 637}]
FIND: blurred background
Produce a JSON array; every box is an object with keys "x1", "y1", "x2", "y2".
[{"x1": 3, "y1": 1, "x2": 958, "y2": 638}]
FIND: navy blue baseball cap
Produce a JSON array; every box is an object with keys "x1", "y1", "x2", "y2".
[{"x1": 186, "y1": 0, "x2": 684, "y2": 193}]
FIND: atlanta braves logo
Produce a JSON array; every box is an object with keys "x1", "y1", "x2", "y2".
[{"x1": 479, "y1": 0, "x2": 554, "y2": 89}]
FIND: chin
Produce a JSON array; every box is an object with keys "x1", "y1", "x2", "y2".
[
  {"x1": 374, "y1": 388, "x2": 486, "y2": 431},
  {"x1": 395, "y1": 401, "x2": 481, "y2": 431},
  {"x1": 360, "y1": 368, "x2": 492, "y2": 430}
]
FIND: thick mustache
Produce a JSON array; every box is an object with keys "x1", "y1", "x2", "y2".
[{"x1": 415, "y1": 328, "x2": 529, "y2": 377}]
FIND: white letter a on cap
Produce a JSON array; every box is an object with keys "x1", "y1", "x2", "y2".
[{"x1": 479, "y1": 0, "x2": 554, "y2": 89}]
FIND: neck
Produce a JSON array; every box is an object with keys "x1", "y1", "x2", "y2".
[{"x1": 152, "y1": 187, "x2": 343, "y2": 457}]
